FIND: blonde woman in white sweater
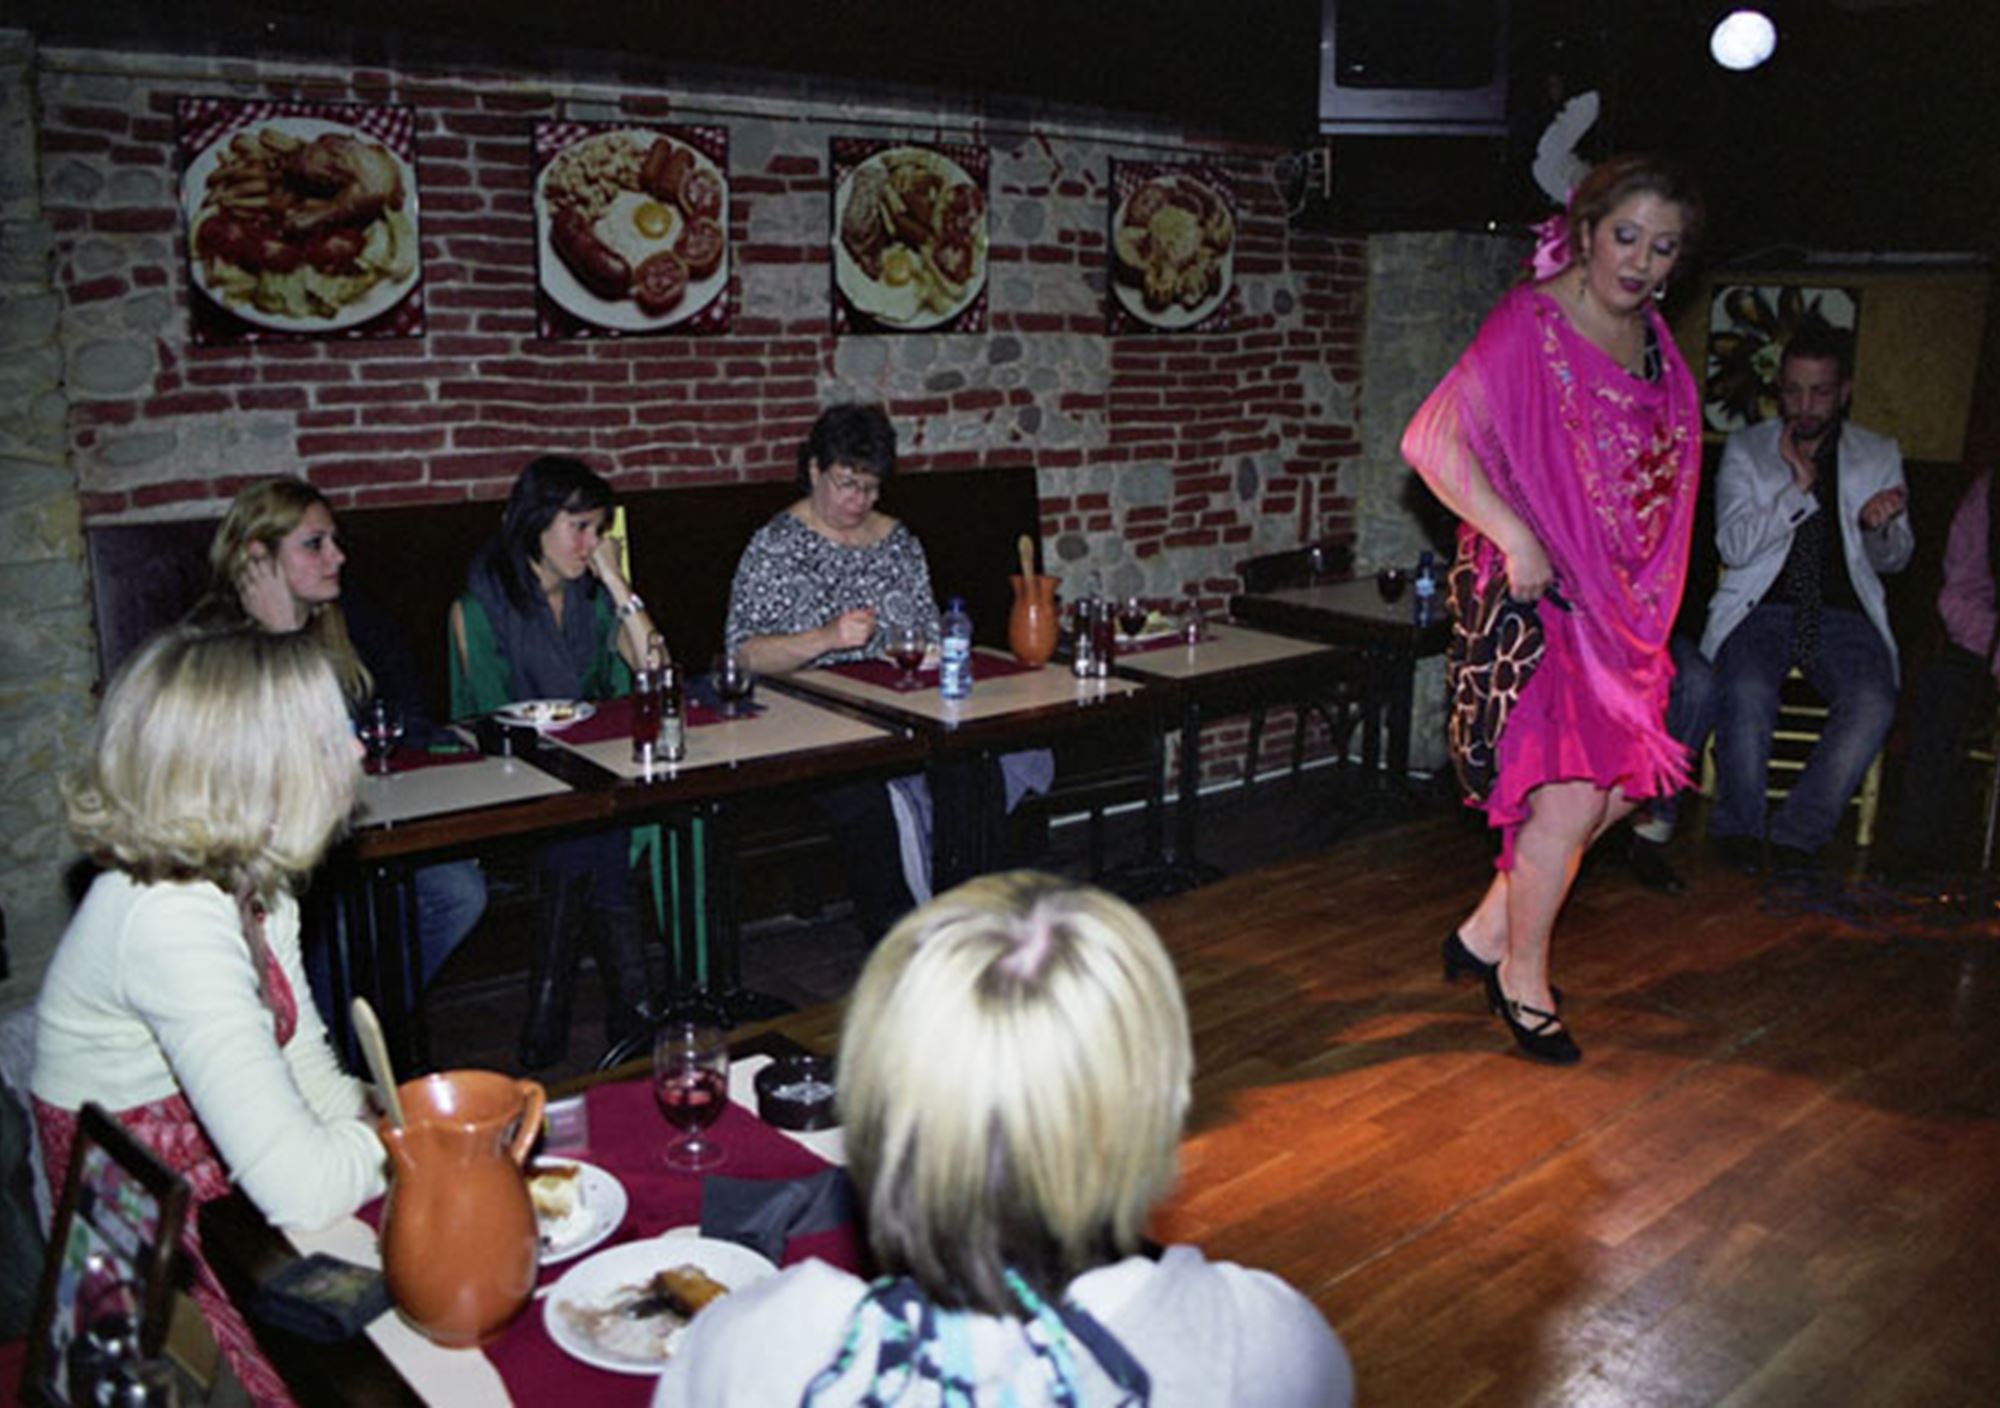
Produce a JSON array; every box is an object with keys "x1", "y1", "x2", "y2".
[{"x1": 32, "y1": 625, "x2": 386, "y2": 1407}]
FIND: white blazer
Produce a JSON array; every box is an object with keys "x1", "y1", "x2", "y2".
[{"x1": 1699, "y1": 418, "x2": 1913, "y2": 678}]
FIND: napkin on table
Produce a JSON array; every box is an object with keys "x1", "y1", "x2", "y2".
[{"x1": 699, "y1": 1168, "x2": 855, "y2": 1265}]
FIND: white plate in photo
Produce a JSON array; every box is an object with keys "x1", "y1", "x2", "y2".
[
  {"x1": 531, "y1": 1158, "x2": 628, "y2": 1265},
  {"x1": 182, "y1": 115, "x2": 421, "y2": 332},
  {"x1": 1109, "y1": 172, "x2": 1235, "y2": 331},
  {"x1": 543, "y1": 1234, "x2": 778, "y2": 1375},
  {"x1": 833, "y1": 145, "x2": 987, "y2": 330},
  {"x1": 534, "y1": 128, "x2": 730, "y2": 332},
  {"x1": 494, "y1": 699, "x2": 596, "y2": 731}
]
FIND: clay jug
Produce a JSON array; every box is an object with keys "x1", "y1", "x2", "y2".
[
  {"x1": 379, "y1": 1070, "x2": 545, "y2": 1348},
  {"x1": 1008, "y1": 573, "x2": 1061, "y2": 667}
]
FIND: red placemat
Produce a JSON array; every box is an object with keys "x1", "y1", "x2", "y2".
[
  {"x1": 556, "y1": 693, "x2": 754, "y2": 746},
  {"x1": 362, "y1": 1078, "x2": 860, "y2": 1406},
  {"x1": 1117, "y1": 632, "x2": 1192, "y2": 656},
  {"x1": 828, "y1": 653, "x2": 1042, "y2": 691},
  {"x1": 382, "y1": 745, "x2": 484, "y2": 774}
]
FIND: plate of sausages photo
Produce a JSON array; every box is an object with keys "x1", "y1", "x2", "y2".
[
  {"x1": 833, "y1": 143, "x2": 988, "y2": 331},
  {"x1": 1109, "y1": 165, "x2": 1235, "y2": 332},
  {"x1": 183, "y1": 115, "x2": 421, "y2": 333},
  {"x1": 534, "y1": 125, "x2": 730, "y2": 333}
]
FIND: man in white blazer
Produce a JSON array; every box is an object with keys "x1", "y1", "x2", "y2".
[{"x1": 1700, "y1": 324, "x2": 1912, "y2": 870}]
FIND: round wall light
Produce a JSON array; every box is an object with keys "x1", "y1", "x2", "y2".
[{"x1": 1710, "y1": 9, "x2": 1778, "y2": 71}]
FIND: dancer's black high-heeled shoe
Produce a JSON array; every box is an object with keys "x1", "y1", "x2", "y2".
[
  {"x1": 1482, "y1": 966, "x2": 1582, "y2": 1065},
  {"x1": 1442, "y1": 930, "x2": 1495, "y2": 984}
]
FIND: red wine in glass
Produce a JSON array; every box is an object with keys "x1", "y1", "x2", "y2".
[
  {"x1": 653, "y1": 1020, "x2": 729, "y2": 1169},
  {"x1": 1117, "y1": 598, "x2": 1149, "y2": 638},
  {"x1": 887, "y1": 625, "x2": 927, "y2": 689}
]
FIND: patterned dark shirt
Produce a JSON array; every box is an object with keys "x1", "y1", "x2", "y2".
[{"x1": 724, "y1": 510, "x2": 940, "y2": 664}]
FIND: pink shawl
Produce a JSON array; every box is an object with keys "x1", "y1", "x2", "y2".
[{"x1": 1402, "y1": 284, "x2": 1702, "y2": 794}]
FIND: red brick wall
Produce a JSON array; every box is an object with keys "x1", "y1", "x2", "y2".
[{"x1": 42, "y1": 57, "x2": 1366, "y2": 783}]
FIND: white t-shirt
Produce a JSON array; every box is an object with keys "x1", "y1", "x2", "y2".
[
  {"x1": 32, "y1": 871, "x2": 386, "y2": 1230},
  {"x1": 653, "y1": 1245, "x2": 1353, "y2": 1407}
]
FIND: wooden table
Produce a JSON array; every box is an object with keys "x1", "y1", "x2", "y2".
[
  {"x1": 1228, "y1": 578, "x2": 1450, "y2": 787},
  {"x1": 780, "y1": 650, "x2": 1155, "y2": 889},
  {"x1": 1112, "y1": 623, "x2": 1351, "y2": 885},
  {"x1": 331, "y1": 694, "x2": 924, "y2": 1067}
]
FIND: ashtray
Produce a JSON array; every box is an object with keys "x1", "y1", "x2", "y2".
[{"x1": 754, "y1": 1053, "x2": 838, "y2": 1131}]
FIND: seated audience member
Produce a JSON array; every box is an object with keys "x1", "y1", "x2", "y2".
[
  {"x1": 190, "y1": 476, "x2": 485, "y2": 992},
  {"x1": 450, "y1": 455, "x2": 662, "y2": 1067},
  {"x1": 655, "y1": 872, "x2": 1354, "y2": 1407},
  {"x1": 1700, "y1": 324, "x2": 1912, "y2": 872},
  {"x1": 726, "y1": 403, "x2": 1046, "y2": 939},
  {"x1": 1624, "y1": 633, "x2": 1716, "y2": 894},
  {"x1": 33, "y1": 626, "x2": 387, "y2": 1406},
  {"x1": 1881, "y1": 469, "x2": 2000, "y2": 871}
]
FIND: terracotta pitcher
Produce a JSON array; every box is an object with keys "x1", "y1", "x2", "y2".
[
  {"x1": 379, "y1": 1070, "x2": 545, "y2": 1348},
  {"x1": 1009, "y1": 573, "x2": 1061, "y2": 667}
]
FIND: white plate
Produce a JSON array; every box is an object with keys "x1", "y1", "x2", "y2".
[
  {"x1": 532, "y1": 1158, "x2": 629, "y2": 1265},
  {"x1": 494, "y1": 699, "x2": 596, "y2": 731},
  {"x1": 543, "y1": 1234, "x2": 778, "y2": 1375},
  {"x1": 833, "y1": 145, "x2": 987, "y2": 330},
  {"x1": 1110, "y1": 173, "x2": 1234, "y2": 331},
  {"x1": 535, "y1": 129, "x2": 730, "y2": 332},
  {"x1": 182, "y1": 115, "x2": 421, "y2": 332}
]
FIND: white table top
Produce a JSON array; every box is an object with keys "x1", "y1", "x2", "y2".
[
  {"x1": 354, "y1": 752, "x2": 571, "y2": 830},
  {"x1": 1114, "y1": 621, "x2": 1335, "y2": 681},
  {"x1": 1251, "y1": 576, "x2": 1423, "y2": 628},
  {"x1": 547, "y1": 687, "x2": 898, "y2": 781},
  {"x1": 793, "y1": 648, "x2": 1140, "y2": 727}
]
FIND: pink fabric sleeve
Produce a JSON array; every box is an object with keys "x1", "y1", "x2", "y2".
[{"x1": 1937, "y1": 472, "x2": 1996, "y2": 675}]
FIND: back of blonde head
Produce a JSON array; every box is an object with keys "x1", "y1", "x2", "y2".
[
  {"x1": 66, "y1": 625, "x2": 360, "y2": 901},
  {"x1": 839, "y1": 872, "x2": 1192, "y2": 1316}
]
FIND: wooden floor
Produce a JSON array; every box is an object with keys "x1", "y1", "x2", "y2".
[{"x1": 744, "y1": 813, "x2": 2000, "y2": 1406}]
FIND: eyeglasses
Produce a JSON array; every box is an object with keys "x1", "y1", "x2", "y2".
[{"x1": 822, "y1": 470, "x2": 881, "y2": 499}]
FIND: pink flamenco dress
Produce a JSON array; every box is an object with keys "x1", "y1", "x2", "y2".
[
  {"x1": 34, "y1": 941, "x2": 306, "y2": 1408},
  {"x1": 1401, "y1": 282, "x2": 1703, "y2": 867}
]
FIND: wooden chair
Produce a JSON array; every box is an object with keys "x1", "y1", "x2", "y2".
[
  {"x1": 1233, "y1": 540, "x2": 1364, "y2": 789},
  {"x1": 1699, "y1": 666, "x2": 1886, "y2": 847}
]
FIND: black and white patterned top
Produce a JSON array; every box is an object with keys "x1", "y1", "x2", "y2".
[{"x1": 724, "y1": 510, "x2": 941, "y2": 664}]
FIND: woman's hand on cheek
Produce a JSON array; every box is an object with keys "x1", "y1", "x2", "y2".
[
  {"x1": 237, "y1": 550, "x2": 304, "y2": 633},
  {"x1": 588, "y1": 537, "x2": 629, "y2": 590}
]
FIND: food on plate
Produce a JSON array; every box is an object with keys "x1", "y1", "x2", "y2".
[
  {"x1": 1112, "y1": 172, "x2": 1234, "y2": 317},
  {"x1": 558, "y1": 1263, "x2": 732, "y2": 1363},
  {"x1": 190, "y1": 124, "x2": 418, "y2": 322},
  {"x1": 838, "y1": 147, "x2": 986, "y2": 325},
  {"x1": 510, "y1": 700, "x2": 579, "y2": 724},
  {"x1": 542, "y1": 131, "x2": 726, "y2": 318},
  {"x1": 529, "y1": 1164, "x2": 590, "y2": 1249}
]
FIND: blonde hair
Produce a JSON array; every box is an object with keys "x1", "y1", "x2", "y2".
[
  {"x1": 66, "y1": 625, "x2": 360, "y2": 902},
  {"x1": 839, "y1": 872, "x2": 1193, "y2": 1316},
  {"x1": 199, "y1": 477, "x2": 371, "y2": 702}
]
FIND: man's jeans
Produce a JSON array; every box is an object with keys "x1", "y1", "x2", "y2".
[
  {"x1": 1710, "y1": 603, "x2": 1897, "y2": 851},
  {"x1": 1646, "y1": 634, "x2": 1717, "y2": 832}
]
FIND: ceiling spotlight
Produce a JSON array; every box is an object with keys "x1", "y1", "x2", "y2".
[{"x1": 1710, "y1": 9, "x2": 1778, "y2": 71}]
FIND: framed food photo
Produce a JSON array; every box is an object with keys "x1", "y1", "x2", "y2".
[
  {"x1": 534, "y1": 120, "x2": 731, "y2": 338},
  {"x1": 178, "y1": 97, "x2": 424, "y2": 345},
  {"x1": 1106, "y1": 159, "x2": 1237, "y2": 335},
  {"x1": 23, "y1": 1105, "x2": 190, "y2": 1407},
  {"x1": 831, "y1": 136, "x2": 989, "y2": 335},
  {"x1": 1704, "y1": 283, "x2": 1861, "y2": 435}
]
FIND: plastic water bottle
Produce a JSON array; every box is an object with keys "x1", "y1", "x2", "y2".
[
  {"x1": 1412, "y1": 551, "x2": 1439, "y2": 628},
  {"x1": 939, "y1": 596, "x2": 973, "y2": 700}
]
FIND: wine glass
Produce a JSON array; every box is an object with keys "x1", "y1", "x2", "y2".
[
  {"x1": 1375, "y1": 566, "x2": 1409, "y2": 604},
  {"x1": 359, "y1": 697, "x2": 404, "y2": 775},
  {"x1": 711, "y1": 651, "x2": 756, "y2": 717},
  {"x1": 1117, "y1": 596, "x2": 1150, "y2": 639},
  {"x1": 653, "y1": 1018, "x2": 729, "y2": 1171},
  {"x1": 887, "y1": 623, "x2": 928, "y2": 691}
]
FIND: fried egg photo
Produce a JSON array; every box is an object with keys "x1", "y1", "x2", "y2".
[
  {"x1": 848, "y1": 242, "x2": 924, "y2": 323},
  {"x1": 594, "y1": 190, "x2": 682, "y2": 270}
]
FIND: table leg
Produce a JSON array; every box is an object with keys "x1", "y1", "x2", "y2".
[{"x1": 930, "y1": 752, "x2": 1002, "y2": 891}]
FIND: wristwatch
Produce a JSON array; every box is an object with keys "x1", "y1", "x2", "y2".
[{"x1": 616, "y1": 593, "x2": 647, "y2": 621}]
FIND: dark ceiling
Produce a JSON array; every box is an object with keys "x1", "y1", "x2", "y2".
[{"x1": 15, "y1": 0, "x2": 1999, "y2": 258}]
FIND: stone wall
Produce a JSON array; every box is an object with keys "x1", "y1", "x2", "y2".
[{"x1": 0, "y1": 29, "x2": 94, "y2": 996}]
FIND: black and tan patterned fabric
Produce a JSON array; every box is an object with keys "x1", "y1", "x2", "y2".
[{"x1": 1445, "y1": 551, "x2": 1547, "y2": 805}]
